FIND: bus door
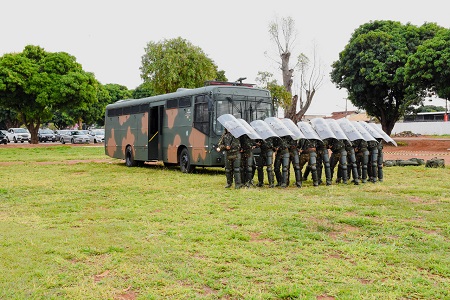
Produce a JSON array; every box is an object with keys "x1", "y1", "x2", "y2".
[{"x1": 148, "y1": 106, "x2": 163, "y2": 160}]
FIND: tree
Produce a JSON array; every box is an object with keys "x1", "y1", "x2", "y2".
[
  {"x1": 331, "y1": 21, "x2": 442, "y2": 134},
  {"x1": 0, "y1": 45, "x2": 98, "y2": 143},
  {"x1": 132, "y1": 82, "x2": 154, "y2": 99},
  {"x1": 268, "y1": 16, "x2": 323, "y2": 121},
  {"x1": 0, "y1": 107, "x2": 20, "y2": 129},
  {"x1": 405, "y1": 27, "x2": 450, "y2": 117},
  {"x1": 140, "y1": 37, "x2": 226, "y2": 94},
  {"x1": 256, "y1": 71, "x2": 291, "y2": 115}
]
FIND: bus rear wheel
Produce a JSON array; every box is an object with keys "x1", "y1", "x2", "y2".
[
  {"x1": 179, "y1": 148, "x2": 195, "y2": 173},
  {"x1": 125, "y1": 146, "x2": 137, "y2": 167}
]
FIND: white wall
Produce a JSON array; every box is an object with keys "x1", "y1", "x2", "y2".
[{"x1": 387, "y1": 122, "x2": 450, "y2": 135}]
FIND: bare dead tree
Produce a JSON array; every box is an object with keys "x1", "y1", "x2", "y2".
[
  {"x1": 268, "y1": 16, "x2": 297, "y2": 95},
  {"x1": 289, "y1": 46, "x2": 325, "y2": 123}
]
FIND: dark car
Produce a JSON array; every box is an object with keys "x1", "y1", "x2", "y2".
[
  {"x1": 38, "y1": 128, "x2": 56, "y2": 142},
  {"x1": 0, "y1": 130, "x2": 8, "y2": 144}
]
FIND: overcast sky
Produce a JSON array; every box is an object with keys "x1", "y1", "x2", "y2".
[{"x1": 2, "y1": 0, "x2": 450, "y2": 114}]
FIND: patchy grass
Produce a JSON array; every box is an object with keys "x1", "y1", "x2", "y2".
[{"x1": 0, "y1": 147, "x2": 449, "y2": 299}]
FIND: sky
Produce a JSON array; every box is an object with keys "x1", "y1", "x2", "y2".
[{"x1": 2, "y1": 0, "x2": 450, "y2": 115}]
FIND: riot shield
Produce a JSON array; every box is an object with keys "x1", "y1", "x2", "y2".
[
  {"x1": 217, "y1": 114, "x2": 251, "y2": 138},
  {"x1": 250, "y1": 119, "x2": 278, "y2": 140},
  {"x1": 325, "y1": 119, "x2": 349, "y2": 140},
  {"x1": 367, "y1": 123, "x2": 397, "y2": 146},
  {"x1": 310, "y1": 118, "x2": 336, "y2": 140},
  {"x1": 264, "y1": 117, "x2": 294, "y2": 137},
  {"x1": 358, "y1": 121, "x2": 383, "y2": 140},
  {"x1": 297, "y1": 121, "x2": 322, "y2": 141},
  {"x1": 236, "y1": 118, "x2": 262, "y2": 140},
  {"x1": 337, "y1": 118, "x2": 364, "y2": 141},
  {"x1": 281, "y1": 118, "x2": 306, "y2": 140},
  {"x1": 351, "y1": 121, "x2": 377, "y2": 142}
]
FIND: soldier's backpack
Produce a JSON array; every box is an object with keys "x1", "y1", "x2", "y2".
[{"x1": 425, "y1": 157, "x2": 445, "y2": 168}]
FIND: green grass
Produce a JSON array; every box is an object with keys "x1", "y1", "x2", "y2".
[{"x1": 0, "y1": 147, "x2": 449, "y2": 299}]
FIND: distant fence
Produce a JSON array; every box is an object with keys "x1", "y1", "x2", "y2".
[{"x1": 387, "y1": 122, "x2": 450, "y2": 135}]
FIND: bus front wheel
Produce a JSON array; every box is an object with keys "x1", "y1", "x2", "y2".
[
  {"x1": 125, "y1": 146, "x2": 137, "y2": 167},
  {"x1": 179, "y1": 148, "x2": 195, "y2": 173}
]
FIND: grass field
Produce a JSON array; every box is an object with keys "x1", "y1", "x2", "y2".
[{"x1": 0, "y1": 146, "x2": 449, "y2": 299}]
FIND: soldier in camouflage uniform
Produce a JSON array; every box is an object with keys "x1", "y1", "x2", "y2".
[
  {"x1": 216, "y1": 129, "x2": 242, "y2": 189},
  {"x1": 353, "y1": 138, "x2": 369, "y2": 183},
  {"x1": 329, "y1": 138, "x2": 348, "y2": 184},
  {"x1": 315, "y1": 138, "x2": 332, "y2": 185},
  {"x1": 273, "y1": 136, "x2": 290, "y2": 188},
  {"x1": 286, "y1": 135, "x2": 302, "y2": 188},
  {"x1": 255, "y1": 137, "x2": 275, "y2": 188},
  {"x1": 375, "y1": 138, "x2": 384, "y2": 182},
  {"x1": 366, "y1": 139, "x2": 379, "y2": 183},
  {"x1": 299, "y1": 138, "x2": 319, "y2": 187},
  {"x1": 337, "y1": 139, "x2": 359, "y2": 185},
  {"x1": 239, "y1": 134, "x2": 256, "y2": 187}
]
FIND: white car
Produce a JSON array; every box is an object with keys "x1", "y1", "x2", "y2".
[
  {"x1": 89, "y1": 129, "x2": 105, "y2": 143},
  {"x1": 7, "y1": 128, "x2": 31, "y2": 143},
  {"x1": 60, "y1": 130, "x2": 91, "y2": 144}
]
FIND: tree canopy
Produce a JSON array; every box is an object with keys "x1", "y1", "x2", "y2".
[
  {"x1": 330, "y1": 21, "x2": 443, "y2": 134},
  {"x1": 0, "y1": 45, "x2": 98, "y2": 142},
  {"x1": 140, "y1": 37, "x2": 226, "y2": 94}
]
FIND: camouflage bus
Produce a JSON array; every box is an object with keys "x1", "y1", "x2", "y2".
[{"x1": 104, "y1": 81, "x2": 273, "y2": 172}]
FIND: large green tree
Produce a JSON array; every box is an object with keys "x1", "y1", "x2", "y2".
[
  {"x1": 405, "y1": 27, "x2": 450, "y2": 114},
  {"x1": 330, "y1": 21, "x2": 442, "y2": 134},
  {"x1": 140, "y1": 37, "x2": 226, "y2": 94},
  {"x1": 0, "y1": 45, "x2": 98, "y2": 143}
]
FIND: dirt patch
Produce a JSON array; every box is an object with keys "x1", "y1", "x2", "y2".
[{"x1": 383, "y1": 137, "x2": 450, "y2": 165}]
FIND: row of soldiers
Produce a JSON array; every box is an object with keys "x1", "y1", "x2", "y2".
[{"x1": 216, "y1": 115, "x2": 397, "y2": 189}]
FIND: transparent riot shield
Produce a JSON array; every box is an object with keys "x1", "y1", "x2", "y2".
[
  {"x1": 264, "y1": 117, "x2": 294, "y2": 137},
  {"x1": 250, "y1": 119, "x2": 278, "y2": 140},
  {"x1": 281, "y1": 118, "x2": 306, "y2": 140},
  {"x1": 217, "y1": 114, "x2": 251, "y2": 138},
  {"x1": 336, "y1": 118, "x2": 364, "y2": 141}
]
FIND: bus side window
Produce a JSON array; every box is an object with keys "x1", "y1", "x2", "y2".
[{"x1": 194, "y1": 96, "x2": 209, "y2": 135}]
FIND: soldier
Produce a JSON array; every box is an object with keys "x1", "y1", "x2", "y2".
[
  {"x1": 239, "y1": 133, "x2": 256, "y2": 187},
  {"x1": 254, "y1": 137, "x2": 276, "y2": 187},
  {"x1": 273, "y1": 136, "x2": 290, "y2": 188},
  {"x1": 353, "y1": 138, "x2": 369, "y2": 183},
  {"x1": 316, "y1": 138, "x2": 332, "y2": 185},
  {"x1": 298, "y1": 137, "x2": 319, "y2": 186},
  {"x1": 286, "y1": 135, "x2": 302, "y2": 187},
  {"x1": 216, "y1": 128, "x2": 242, "y2": 189},
  {"x1": 340, "y1": 139, "x2": 359, "y2": 185}
]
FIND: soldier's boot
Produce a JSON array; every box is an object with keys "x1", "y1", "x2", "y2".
[
  {"x1": 351, "y1": 165, "x2": 359, "y2": 185},
  {"x1": 325, "y1": 166, "x2": 332, "y2": 186},
  {"x1": 275, "y1": 170, "x2": 282, "y2": 187},
  {"x1": 281, "y1": 166, "x2": 288, "y2": 188},
  {"x1": 225, "y1": 171, "x2": 233, "y2": 188},
  {"x1": 361, "y1": 166, "x2": 368, "y2": 183},
  {"x1": 378, "y1": 168, "x2": 383, "y2": 182},
  {"x1": 294, "y1": 168, "x2": 302, "y2": 188},
  {"x1": 311, "y1": 167, "x2": 319, "y2": 187},
  {"x1": 234, "y1": 168, "x2": 242, "y2": 189},
  {"x1": 342, "y1": 166, "x2": 348, "y2": 184},
  {"x1": 245, "y1": 168, "x2": 254, "y2": 187},
  {"x1": 267, "y1": 169, "x2": 275, "y2": 188},
  {"x1": 257, "y1": 168, "x2": 264, "y2": 187}
]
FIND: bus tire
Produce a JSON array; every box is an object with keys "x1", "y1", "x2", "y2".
[
  {"x1": 179, "y1": 148, "x2": 195, "y2": 173},
  {"x1": 125, "y1": 146, "x2": 137, "y2": 167}
]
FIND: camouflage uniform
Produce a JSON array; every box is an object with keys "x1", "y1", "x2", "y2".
[
  {"x1": 273, "y1": 136, "x2": 290, "y2": 188},
  {"x1": 239, "y1": 134, "x2": 256, "y2": 187},
  {"x1": 286, "y1": 136, "x2": 302, "y2": 187},
  {"x1": 367, "y1": 140, "x2": 379, "y2": 183},
  {"x1": 329, "y1": 138, "x2": 348, "y2": 184},
  {"x1": 255, "y1": 137, "x2": 275, "y2": 187},
  {"x1": 299, "y1": 139, "x2": 319, "y2": 186},
  {"x1": 338, "y1": 139, "x2": 359, "y2": 185},
  {"x1": 316, "y1": 139, "x2": 332, "y2": 186},
  {"x1": 217, "y1": 130, "x2": 242, "y2": 189},
  {"x1": 376, "y1": 138, "x2": 384, "y2": 182},
  {"x1": 353, "y1": 139, "x2": 369, "y2": 183}
]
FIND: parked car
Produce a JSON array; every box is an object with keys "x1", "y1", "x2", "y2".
[
  {"x1": 38, "y1": 128, "x2": 56, "y2": 142},
  {"x1": 89, "y1": 129, "x2": 105, "y2": 143},
  {"x1": 0, "y1": 130, "x2": 8, "y2": 144},
  {"x1": 54, "y1": 130, "x2": 69, "y2": 142},
  {"x1": 7, "y1": 128, "x2": 31, "y2": 143},
  {"x1": 60, "y1": 130, "x2": 91, "y2": 144}
]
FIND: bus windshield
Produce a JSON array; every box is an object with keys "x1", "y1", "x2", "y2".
[{"x1": 212, "y1": 94, "x2": 272, "y2": 135}]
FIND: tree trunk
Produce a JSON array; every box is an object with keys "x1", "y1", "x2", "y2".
[{"x1": 27, "y1": 123, "x2": 40, "y2": 144}]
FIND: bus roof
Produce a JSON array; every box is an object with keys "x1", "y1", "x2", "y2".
[{"x1": 106, "y1": 84, "x2": 270, "y2": 109}]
